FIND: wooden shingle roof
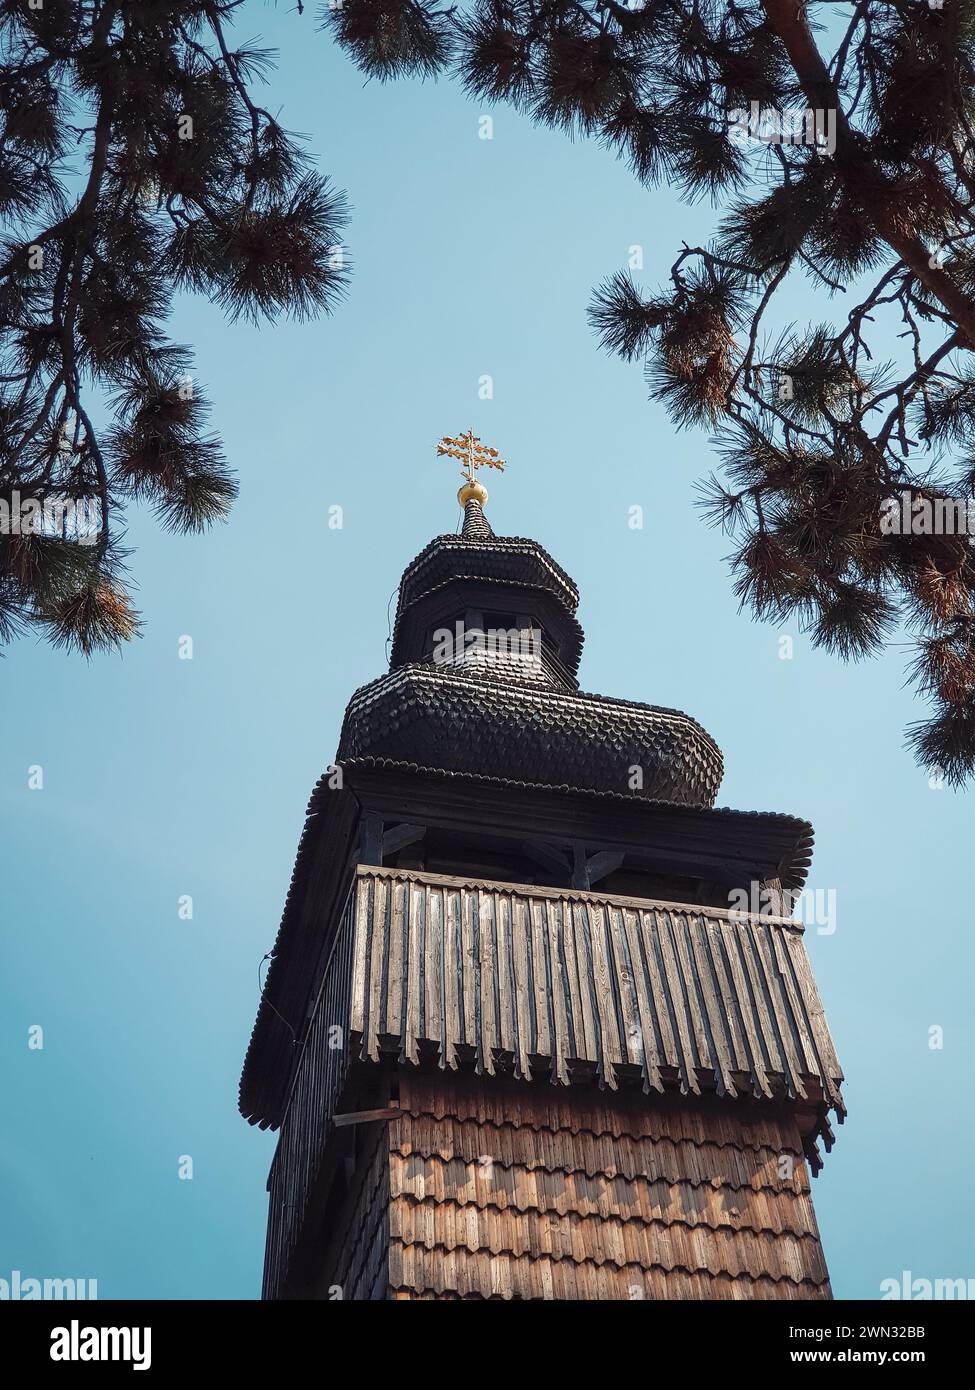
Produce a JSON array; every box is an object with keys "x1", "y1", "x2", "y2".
[{"x1": 340, "y1": 664, "x2": 725, "y2": 808}]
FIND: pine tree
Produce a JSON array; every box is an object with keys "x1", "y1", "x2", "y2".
[
  {"x1": 325, "y1": 0, "x2": 975, "y2": 785},
  {"x1": 0, "y1": 0, "x2": 348, "y2": 655}
]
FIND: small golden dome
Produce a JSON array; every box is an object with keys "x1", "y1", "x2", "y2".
[{"x1": 458, "y1": 479, "x2": 489, "y2": 507}]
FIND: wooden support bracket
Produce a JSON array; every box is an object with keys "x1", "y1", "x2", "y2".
[
  {"x1": 585, "y1": 850, "x2": 625, "y2": 885},
  {"x1": 381, "y1": 822, "x2": 426, "y2": 857},
  {"x1": 521, "y1": 840, "x2": 571, "y2": 877}
]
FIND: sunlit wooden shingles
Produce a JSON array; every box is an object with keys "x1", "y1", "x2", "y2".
[{"x1": 387, "y1": 1072, "x2": 831, "y2": 1300}]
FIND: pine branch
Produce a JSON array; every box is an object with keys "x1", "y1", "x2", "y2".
[
  {"x1": 0, "y1": 0, "x2": 350, "y2": 654},
  {"x1": 320, "y1": 0, "x2": 975, "y2": 780}
]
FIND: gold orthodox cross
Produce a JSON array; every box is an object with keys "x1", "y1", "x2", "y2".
[{"x1": 437, "y1": 429, "x2": 506, "y2": 487}]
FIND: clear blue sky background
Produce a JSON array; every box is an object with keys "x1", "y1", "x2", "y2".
[{"x1": 2, "y1": 6, "x2": 972, "y2": 1300}]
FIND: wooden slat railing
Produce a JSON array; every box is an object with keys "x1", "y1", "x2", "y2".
[{"x1": 348, "y1": 866, "x2": 845, "y2": 1123}]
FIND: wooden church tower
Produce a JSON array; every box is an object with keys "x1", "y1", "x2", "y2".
[{"x1": 240, "y1": 432, "x2": 845, "y2": 1300}]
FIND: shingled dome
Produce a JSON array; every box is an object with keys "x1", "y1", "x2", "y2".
[{"x1": 341, "y1": 501, "x2": 724, "y2": 808}]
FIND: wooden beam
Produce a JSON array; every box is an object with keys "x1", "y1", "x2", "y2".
[
  {"x1": 571, "y1": 842, "x2": 589, "y2": 890},
  {"x1": 332, "y1": 1107, "x2": 403, "y2": 1128},
  {"x1": 348, "y1": 767, "x2": 810, "y2": 886},
  {"x1": 521, "y1": 840, "x2": 571, "y2": 877},
  {"x1": 358, "y1": 813, "x2": 384, "y2": 865},
  {"x1": 586, "y1": 850, "x2": 625, "y2": 885},
  {"x1": 381, "y1": 822, "x2": 426, "y2": 857}
]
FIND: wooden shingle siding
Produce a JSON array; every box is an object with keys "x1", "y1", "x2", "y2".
[
  {"x1": 390, "y1": 1157, "x2": 818, "y2": 1238},
  {"x1": 390, "y1": 1251, "x2": 829, "y2": 1301},
  {"x1": 389, "y1": 1074, "x2": 831, "y2": 1300},
  {"x1": 400, "y1": 1114, "x2": 809, "y2": 1193},
  {"x1": 262, "y1": 892, "x2": 357, "y2": 1299},
  {"x1": 349, "y1": 868, "x2": 844, "y2": 1144}
]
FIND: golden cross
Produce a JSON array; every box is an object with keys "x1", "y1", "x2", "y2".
[{"x1": 436, "y1": 428, "x2": 506, "y2": 487}]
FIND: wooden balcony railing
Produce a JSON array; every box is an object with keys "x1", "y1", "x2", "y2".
[{"x1": 347, "y1": 867, "x2": 844, "y2": 1111}]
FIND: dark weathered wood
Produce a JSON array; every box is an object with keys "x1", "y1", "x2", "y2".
[
  {"x1": 586, "y1": 850, "x2": 625, "y2": 884},
  {"x1": 381, "y1": 822, "x2": 426, "y2": 857},
  {"x1": 521, "y1": 839, "x2": 570, "y2": 877},
  {"x1": 241, "y1": 759, "x2": 814, "y2": 1131},
  {"x1": 359, "y1": 812, "x2": 384, "y2": 865},
  {"x1": 348, "y1": 764, "x2": 811, "y2": 888},
  {"x1": 571, "y1": 842, "x2": 589, "y2": 890},
  {"x1": 261, "y1": 887, "x2": 357, "y2": 1299},
  {"x1": 345, "y1": 866, "x2": 844, "y2": 1132},
  {"x1": 333, "y1": 1106, "x2": 403, "y2": 1128},
  {"x1": 390, "y1": 575, "x2": 583, "y2": 689}
]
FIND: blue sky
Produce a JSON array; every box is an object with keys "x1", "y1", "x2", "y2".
[{"x1": 1, "y1": 7, "x2": 972, "y2": 1299}]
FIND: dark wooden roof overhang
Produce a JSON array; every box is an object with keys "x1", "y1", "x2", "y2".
[
  {"x1": 397, "y1": 534, "x2": 580, "y2": 613},
  {"x1": 239, "y1": 758, "x2": 815, "y2": 1131}
]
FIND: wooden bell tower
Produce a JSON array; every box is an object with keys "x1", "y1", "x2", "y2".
[{"x1": 240, "y1": 436, "x2": 844, "y2": 1300}]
